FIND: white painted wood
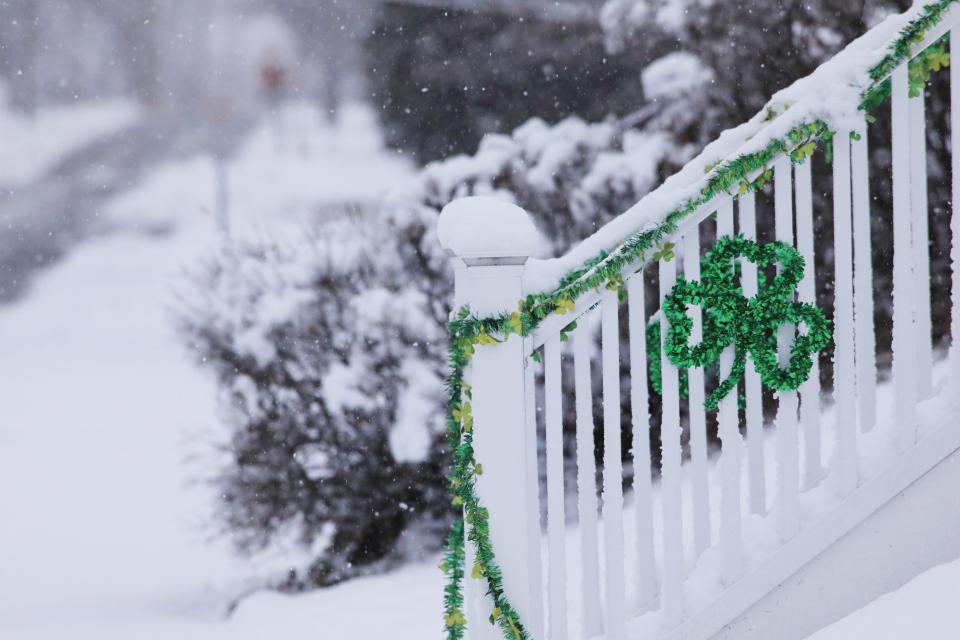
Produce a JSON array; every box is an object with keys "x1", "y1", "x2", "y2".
[
  {"x1": 851, "y1": 122, "x2": 878, "y2": 433},
  {"x1": 683, "y1": 228, "x2": 711, "y2": 557},
  {"x1": 452, "y1": 257, "x2": 470, "y2": 309},
  {"x1": 601, "y1": 292, "x2": 627, "y2": 640},
  {"x1": 545, "y1": 336, "x2": 568, "y2": 640},
  {"x1": 716, "y1": 199, "x2": 743, "y2": 584},
  {"x1": 659, "y1": 257, "x2": 686, "y2": 628},
  {"x1": 530, "y1": 201, "x2": 720, "y2": 351},
  {"x1": 523, "y1": 352, "x2": 546, "y2": 640},
  {"x1": 832, "y1": 131, "x2": 859, "y2": 499},
  {"x1": 573, "y1": 322, "x2": 602, "y2": 637},
  {"x1": 909, "y1": 87, "x2": 934, "y2": 399},
  {"x1": 717, "y1": 200, "x2": 734, "y2": 268},
  {"x1": 627, "y1": 273, "x2": 658, "y2": 609},
  {"x1": 666, "y1": 412, "x2": 960, "y2": 640},
  {"x1": 459, "y1": 263, "x2": 542, "y2": 640},
  {"x1": 952, "y1": 30, "x2": 960, "y2": 402},
  {"x1": 441, "y1": 199, "x2": 543, "y2": 640},
  {"x1": 774, "y1": 156, "x2": 800, "y2": 541},
  {"x1": 738, "y1": 191, "x2": 767, "y2": 515},
  {"x1": 794, "y1": 158, "x2": 824, "y2": 488},
  {"x1": 892, "y1": 64, "x2": 919, "y2": 450}
]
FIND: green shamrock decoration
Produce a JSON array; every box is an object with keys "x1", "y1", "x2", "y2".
[{"x1": 661, "y1": 235, "x2": 831, "y2": 412}]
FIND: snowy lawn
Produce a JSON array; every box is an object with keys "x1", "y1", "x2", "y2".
[
  {"x1": 0, "y1": 104, "x2": 439, "y2": 639},
  {"x1": 807, "y1": 556, "x2": 960, "y2": 639},
  {"x1": 0, "y1": 96, "x2": 140, "y2": 187}
]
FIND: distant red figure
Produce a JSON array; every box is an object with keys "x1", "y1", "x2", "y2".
[
  {"x1": 260, "y1": 57, "x2": 291, "y2": 153},
  {"x1": 260, "y1": 60, "x2": 288, "y2": 103}
]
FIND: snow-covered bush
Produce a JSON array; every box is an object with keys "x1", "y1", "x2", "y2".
[
  {"x1": 178, "y1": 215, "x2": 451, "y2": 587},
  {"x1": 406, "y1": 116, "x2": 684, "y2": 253}
]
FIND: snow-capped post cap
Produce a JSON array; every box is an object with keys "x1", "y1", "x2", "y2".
[{"x1": 438, "y1": 196, "x2": 540, "y2": 265}]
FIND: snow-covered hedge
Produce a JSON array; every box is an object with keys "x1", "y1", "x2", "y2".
[
  {"x1": 178, "y1": 215, "x2": 450, "y2": 586},
  {"x1": 178, "y1": 115, "x2": 683, "y2": 586}
]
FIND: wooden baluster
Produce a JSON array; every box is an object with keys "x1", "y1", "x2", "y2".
[
  {"x1": 683, "y1": 229, "x2": 711, "y2": 557},
  {"x1": 574, "y1": 322, "x2": 602, "y2": 636},
  {"x1": 716, "y1": 199, "x2": 743, "y2": 583},
  {"x1": 851, "y1": 121, "x2": 878, "y2": 433},
  {"x1": 524, "y1": 355, "x2": 546, "y2": 640},
  {"x1": 795, "y1": 158, "x2": 824, "y2": 488},
  {"x1": 659, "y1": 257, "x2": 686, "y2": 628},
  {"x1": 439, "y1": 198, "x2": 543, "y2": 640},
  {"x1": 738, "y1": 191, "x2": 767, "y2": 514},
  {"x1": 601, "y1": 292, "x2": 627, "y2": 640},
  {"x1": 832, "y1": 131, "x2": 859, "y2": 497},
  {"x1": 892, "y1": 64, "x2": 918, "y2": 450},
  {"x1": 774, "y1": 156, "x2": 801, "y2": 540},
  {"x1": 545, "y1": 336, "x2": 568, "y2": 640},
  {"x1": 909, "y1": 82, "x2": 934, "y2": 398},
  {"x1": 952, "y1": 30, "x2": 960, "y2": 400},
  {"x1": 627, "y1": 273, "x2": 657, "y2": 609}
]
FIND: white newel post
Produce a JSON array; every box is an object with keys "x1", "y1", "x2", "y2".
[{"x1": 438, "y1": 197, "x2": 545, "y2": 640}]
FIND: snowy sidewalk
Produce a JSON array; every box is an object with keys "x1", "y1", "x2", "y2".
[
  {"x1": 0, "y1": 105, "x2": 442, "y2": 639},
  {"x1": 0, "y1": 229, "x2": 238, "y2": 637}
]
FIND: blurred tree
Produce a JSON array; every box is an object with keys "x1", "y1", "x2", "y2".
[
  {"x1": 271, "y1": 0, "x2": 372, "y2": 123},
  {"x1": 364, "y1": 0, "x2": 656, "y2": 163},
  {"x1": 602, "y1": 0, "x2": 887, "y2": 148},
  {"x1": 108, "y1": 0, "x2": 162, "y2": 106}
]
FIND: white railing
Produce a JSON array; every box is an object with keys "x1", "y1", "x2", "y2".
[{"x1": 438, "y1": 5, "x2": 960, "y2": 639}]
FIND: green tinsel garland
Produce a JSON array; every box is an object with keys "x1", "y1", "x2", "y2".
[
  {"x1": 441, "y1": 309, "x2": 530, "y2": 640},
  {"x1": 439, "y1": 4, "x2": 955, "y2": 638},
  {"x1": 646, "y1": 321, "x2": 690, "y2": 399}
]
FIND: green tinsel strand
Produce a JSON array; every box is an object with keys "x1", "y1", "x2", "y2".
[
  {"x1": 645, "y1": 321, "x2": 690, "y2": 399},
  {"x1": 442, "y1": 312, "x2": 530, "y2": 640}
]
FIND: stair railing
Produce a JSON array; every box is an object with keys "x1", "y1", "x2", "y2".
[{"x1": 438, "y1": 3, "x2": 960, "y2": 639}]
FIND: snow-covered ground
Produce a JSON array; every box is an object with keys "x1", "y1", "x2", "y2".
[
  {"x1": 0, "y1": 92, "x2": 140, "y2": 187},
  {"x1": 0, "y1": 102, "x2": 440, "y2": 639},
  {"x1": 808, "y1": 556, "x2": 960, "y2": 639}
]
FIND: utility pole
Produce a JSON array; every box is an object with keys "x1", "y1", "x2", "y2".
[{"x1": 4, "y1": 0, "x2": 41, "y2": 115}]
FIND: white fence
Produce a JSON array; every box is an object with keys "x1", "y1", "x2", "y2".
[{"x1": 439, "y1": 5, "x2": 960, "y2": 639}]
